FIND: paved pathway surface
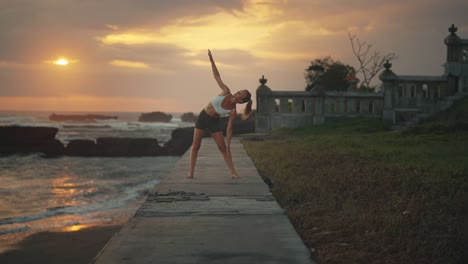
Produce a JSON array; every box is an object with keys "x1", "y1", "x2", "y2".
[{"x1": 92, "y1": 137, "x2": 314, "y2": 264}]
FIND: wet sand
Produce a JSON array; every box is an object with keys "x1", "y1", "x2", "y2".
[{"x1": 0, "y1": 225, "x2": 122, "y2": 264}]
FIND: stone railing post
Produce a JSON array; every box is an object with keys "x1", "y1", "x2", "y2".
[
  {"x1": 255, "y1": 75, "x2": 273, "y2": 132},
  {"x1": 379, "y1": 60, "x2": 398, "y2": 127}
]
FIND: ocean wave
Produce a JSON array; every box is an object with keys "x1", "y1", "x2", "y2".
[
  {"x1": 0, "y1": 123, "x2": 60, "y2": 129},
  {"x1": 0, "y1": 211, "x2": 58, "y2": 225},
  {"x1": 62, "y1": 125, "x2": 112, "y2": 129},
  {"x1": 59, "y1": 122, "x2": 179, "y2": 131},
  {"x1": 0, "y1": 116, "x2": 20, "y2": 123},
  {"x1": 0, "y1": 226, "x2": 31, "y2": 235},
  {"x1": 0, "y1": 114, "x2": 49, "y2": 126},
  {"x1": 0, "y1": 179, "x2": 160, "y2": 226}
]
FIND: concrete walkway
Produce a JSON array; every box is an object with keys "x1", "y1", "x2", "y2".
[{"x1": 92, "y1": 138, "x2": 314, "y2": 264}]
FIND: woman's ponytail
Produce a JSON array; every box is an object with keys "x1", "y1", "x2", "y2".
[{"x1": 241, "y1": 99, "x2": 253, "y2": 120}]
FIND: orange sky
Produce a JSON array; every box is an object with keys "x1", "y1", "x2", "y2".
[{"x1": 0, "y1": 0, "x2": 467, "y2": 113}]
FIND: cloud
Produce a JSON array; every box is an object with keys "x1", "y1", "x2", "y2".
[
  {"x1": 1, "y1": 0, "x2": 468, "y2": 112},
  {"x1": 110, "y1": 59, "x2": 150, "y2": 69},
  {"x1": 98, "y1": 4, "x2": 274, "y2": 54},
  {"x1": 0, "y1": 0, "x2": 243, "y2": 63}
]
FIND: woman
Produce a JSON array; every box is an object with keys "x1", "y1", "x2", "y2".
[{"x1": 188, "y1": 49, "x2": 252, "y2": 179}]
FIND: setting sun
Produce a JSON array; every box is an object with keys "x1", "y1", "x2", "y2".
[{"x1": 55, "y1": 58, "x2": 69, "y2": 65}]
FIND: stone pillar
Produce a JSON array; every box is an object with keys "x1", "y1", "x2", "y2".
[
  {"x1": 444, "y1": 24, "x2": 463, "y2": 63},
  {"x1": 279, "y1": 98, "x2": 288, "y2": 113},
  {"x1": 313, "y1": 96, "x2": 325, "y2": 124},
  {"x1": 336, "y1": 98, "x2": 345, "y2": 113},
  {"x1": 416, "y1": 83, "x2": 424, "y2": 107},
  {"x1": 293, "y1": 98, "x2": 302, "y2": 113},
  {"x1": 255, "y1": 75, "x2": 273, "y2": 132},
  {"x1": 306, "y1": 98, "x2": 314, "y2": 113},
  {"x1": 347, "y1": 99, "x2": 356, "y2": 114},
  {"x1": 458, "y1": 77, "x2": 465, "y2": 94},
  {"x1": 379, "y1": 60, "x2": 398, "y2": 127},
  {"x1": 444, "y1": 25, "x2": 465, "y2": 96}
]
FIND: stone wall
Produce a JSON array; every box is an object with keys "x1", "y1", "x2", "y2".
[
  {"x1": 379, "y1": 65, "x2": 454, "y2": 127},
  {"x1": 255, "y1": 76, "x2": 383, "y2": 132}
]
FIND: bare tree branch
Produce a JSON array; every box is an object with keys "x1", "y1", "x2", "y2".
[{"x1": 348, "y1": 32, "x2": 397, "y2": 90}]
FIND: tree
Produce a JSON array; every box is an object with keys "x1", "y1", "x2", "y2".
[
  {"x1": 305, "y1": 57, "x2": 356, "y2": 92},
  {"x1": 348, "y1": 33, "x2": 397, "y2": 90}
]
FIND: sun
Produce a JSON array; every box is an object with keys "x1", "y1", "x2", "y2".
[{"x1": 55, "y1": 58, "x2": 69, "y2": 66}]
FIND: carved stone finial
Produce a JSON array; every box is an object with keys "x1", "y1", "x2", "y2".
[
  {"x1": 383, "y1": 60, "x2": 392, "y2": 71},
  {"x1": 259, "y1": 75, "x2": 267, "y2": 85},
  {"x1": 379, "y1": 60, "x2": 396, "y2": 81},
  {"x1": 449, "y1": 24, "x2": 457, "y2": 35}
]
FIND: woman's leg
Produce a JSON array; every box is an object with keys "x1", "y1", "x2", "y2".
[
  {"x1": 188, "y1": 128, "x2": 205, "y2": 178},
  {"x1": 211, "y1": 132, "x2": 239, "y2": 179}
]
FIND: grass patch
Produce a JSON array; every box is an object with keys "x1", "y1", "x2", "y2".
[{"x1": 242, "y1": 113, "x2": 468, "y2": 263}]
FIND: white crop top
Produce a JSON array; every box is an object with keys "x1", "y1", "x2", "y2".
[{"x1": 211, "y1": 95, "x2": 234, "y2": 116}]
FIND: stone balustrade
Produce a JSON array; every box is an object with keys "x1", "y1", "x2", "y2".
[
  {"x1": 255, "y1": 76, "x2": 383, "y2": 132},
  {"x1": 379, "y1": 59, "x2": 463, "y2": 126},
  {"x1": 255, "y1": 25, "x2": 468, "y2": 131}
]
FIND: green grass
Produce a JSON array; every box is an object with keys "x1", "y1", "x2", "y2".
[{"x1": 242, "y1": 98, "x2": 468, "y2": 264}]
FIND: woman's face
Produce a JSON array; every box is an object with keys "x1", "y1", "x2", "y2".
[{"x1": 233, "y1": 90, "x2": 248, "y2": 102}]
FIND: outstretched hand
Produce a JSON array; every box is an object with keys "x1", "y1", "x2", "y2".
[{"x1": 208, "y1": 49, "x2": 213, "y2": 61}]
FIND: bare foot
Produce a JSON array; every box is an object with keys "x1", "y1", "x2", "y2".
[
  {"x1": 231, "y1": 173, "x2": 240, "y2": 180},
  {"x1": 186, "y1": 175, "x2": 194, "y2": 179}
]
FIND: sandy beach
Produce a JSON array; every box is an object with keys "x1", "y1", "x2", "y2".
[{"x1": 0, "y1": 225, "x2": 123, "y2": 264}]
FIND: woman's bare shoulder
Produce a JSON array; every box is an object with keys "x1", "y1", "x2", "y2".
[{"x1": 218, "y1": 91, "x2": 231, "y2": 96}]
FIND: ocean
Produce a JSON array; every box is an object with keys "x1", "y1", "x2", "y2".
[{"x1": 0, "y1": 110, "x2": 191, "y2": 252}]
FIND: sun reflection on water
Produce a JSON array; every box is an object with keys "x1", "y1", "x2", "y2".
[
  {"x1": 51, "y1": 175, "x2": 96, "y2": 207},
  {"x1": 60, "y1": 223, "x2": 95, "y2": 232}
]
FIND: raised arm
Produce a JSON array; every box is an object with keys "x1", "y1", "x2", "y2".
[{"x1": 208, "y1": 49, "x2": 230, "y2": 94}]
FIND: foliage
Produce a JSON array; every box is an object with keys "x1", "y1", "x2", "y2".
[{"x1": 305, "y1": 57, "x2": 356, "y2": 92}]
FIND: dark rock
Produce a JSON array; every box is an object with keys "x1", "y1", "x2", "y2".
[
  {"x1": 162, "y1": 127, "x2": 194, "y2": 155},
  {"x1": 0, "y1": 126, "x2": 58, "y2": 142},
  {"x1": 0, "y1": 139, "x2": 64, "y2": 156},
  {"x1": 0, "y1": 125, "x2": 196, "y2": 157},
  {"x1": 65, "y1": 139, "x2": 99, "y2": 156},
  {"x1": 49, "y1": 113, "x2": 118, "y2": 122},
  {"x1": 138, "y1": 112, "x2": 172, "y2": 122},
  {"x1": 220, "y1": 112, "x2": 255, "y2": 135},
  {"x1": 65, "y1": 138, "x2": 163, "y2": 157},
  {"x1": 0, "y1": 126, "x2": 64, "y2": 156},
  {"x1": 180, "y1": 112, "x2": 197, "y2": 123},
  {"x1": 96, "y1": 137, "x2": 162, "y2": 156}
]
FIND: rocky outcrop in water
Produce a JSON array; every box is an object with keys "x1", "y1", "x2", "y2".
[
  {"x1": 162, "y1": 127, "x2": 194, "y2": 155},
  {"x1": 0, "y1": 126, "x2": 64, "y2": 156},
  {"x1": 220, "y1": 112, "x2": 255, "y2": 135},
  {"x1": 180, "y1": 112, "x2": 197, "y2": 123},
  {"x1": 64, "y1": 130, "x2": 195, "y2": 157},
  {"x1": 64, "y1": 139, "x2": 98, "y2": 156},
  {"x1": 138, "y1": 112, "x2": 172, "y2": 122},
  {"x1": 49, "y1": 113, "x2": 118, "y2": 122},
  {"x1": 65, "y1": 138, "x2": 164, "y2": 157},
  {"x1": 0, "y1": 121, "x2": 256, "y2": 157},
  {"x1": 0, "y1": 126, "x2": 58, "y2": 140},
  {"x1": 97, "y1": 138, "x2": 163, "y2": 156},
  {"x1": 0, "y1": 126, "x2": 193, "y2": 157}
]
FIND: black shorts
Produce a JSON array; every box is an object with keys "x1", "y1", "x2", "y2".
[{"x1": 195, "y1": 109, "x2": 221, "y2": 133}]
